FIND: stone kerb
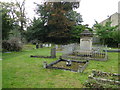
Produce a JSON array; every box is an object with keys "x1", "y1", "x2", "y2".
[
  {"x1": 88, "y1": 70, "x2": 120, "y2": 85},
  {"x1": 45, "y1": 58, "x2": 89, "y2": 73}
]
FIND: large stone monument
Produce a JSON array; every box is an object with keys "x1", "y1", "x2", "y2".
[{"x1": 79, "y1": 29, "x2": 93, "y2": 54}]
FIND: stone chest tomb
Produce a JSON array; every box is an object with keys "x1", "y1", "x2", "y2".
[{"x1": 80, "y1": 29, "x2": 93, "y2": 52}]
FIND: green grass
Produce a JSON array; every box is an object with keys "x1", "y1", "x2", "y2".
[{"x1": 2, "y1": 45, "x2": 119, "y2": 88}]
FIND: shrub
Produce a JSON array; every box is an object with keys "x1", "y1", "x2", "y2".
[{"x1": 2, "y1": 38, "x2": 22, "y2": 52}]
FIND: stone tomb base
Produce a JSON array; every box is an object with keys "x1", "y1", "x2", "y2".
[
  {"x1": 73, "y1": 50, "x2": 92, "y2": 56},
  {"x1": 61, "y1": 50, "x2": 107, "y2": 61}
]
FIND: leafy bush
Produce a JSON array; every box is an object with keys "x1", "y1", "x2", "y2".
[{"x1": 2, "y1": 38, "x2": 22, "y2": 52}]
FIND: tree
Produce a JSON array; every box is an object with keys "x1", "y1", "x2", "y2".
[
  {"x1": 26, "y1": 17, "x2": 46, "y2": 43},
  {"x1": 70, "y1": 24, "x2": 86, "y2": 38},
  {"x1": 0, "y1": 2, "x2": 14, "y2": 40},
  {"x1": 93, "y1": 21, "x2": 118, "y2": 46},
  {"x1": 15, "y1": 0, "x2": 27, "y2": 32},
  {"x1": 1, "y1": 0, "x2": 28, "y2": 41},
  {"x1": 29, "y1": 1, "x2": 82, "y2": 44},
  {"x1": 66, "y1": 11, "x2": 83, "y2": 25},
  {"x1": 36, "y1": 2, "x2": 80, "y2": 36},
  {"x1": 112, "y1": 30, "x2": 120, "y2": 45}
]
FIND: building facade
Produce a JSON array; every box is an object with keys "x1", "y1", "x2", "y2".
[{"x1": 99, "y1": 12, "x2": 120, "y2": 30}]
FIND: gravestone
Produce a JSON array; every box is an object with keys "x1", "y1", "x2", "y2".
[
  {"x1": 40, "y1": 43, "x2": 43, "y2": 48},
  {"x1": 51, "y1": 48, "x2": 56, "y2": 58},
  {"x1": 43, "y1": 44, "x2": 45, "y2": 47},
  {"x1": 43, "y1": 61, "x2": 47, "y2": 68},
  {"x1": 62, "y1": 44, "x2": 76, "y2": 54},
  {"x1": 49, "y1": 44, "x2": 51, "y2": 47},
  {"x1": 36, "y1": 43, "x2": 39, "y2": 49},
  {"x1": 46, "y1": 44, "x2": 49, "y2": 47},
  {"x1": 55, "y1": 45, "x2": 58, "y2": 49},
  {"x1": 77, "y1": 65, "x2": 83, "y2": 73}
]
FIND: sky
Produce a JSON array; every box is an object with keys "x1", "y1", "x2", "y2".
[{"x1": 1, "y1": 0, "x2": 120, "y2": 27}]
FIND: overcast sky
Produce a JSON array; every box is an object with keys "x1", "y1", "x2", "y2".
[{"x1": 1, "y1": 0, "x2": 120, "y2": 27}]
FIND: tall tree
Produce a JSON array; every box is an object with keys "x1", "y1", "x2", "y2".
[
  {"x1": 26, "y1": 17, "x2": 46, "y2": 42},
  {"x1": 36, "y1": 2, "x2": 80, "y2": 37},
  {"x1": 0, "y1": 2, "x2": 14, "y2": 40},
  {"x1": 15, "y1": 0, "x2": 27, "y2": 32},
  {"x1": 31, "y1": 1, "x2": 82, "y2": 44},
  {"x1": 1, "y1": 0, "x2": 28, "y2": 40}
]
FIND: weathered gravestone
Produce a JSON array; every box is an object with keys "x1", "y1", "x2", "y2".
[{"x1": 51, "y1": 48, "x2": 56, "y2": 58}]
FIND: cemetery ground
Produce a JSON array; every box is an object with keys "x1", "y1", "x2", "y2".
[{"x1": 2, "y1": 44, "x2": 119, "y2": 88}]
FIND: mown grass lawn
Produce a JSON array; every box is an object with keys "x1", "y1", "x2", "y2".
[{"x1": 2, "y1": 45, "x2": 119, "y2": 88}]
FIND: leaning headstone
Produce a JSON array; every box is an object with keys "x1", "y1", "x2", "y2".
[{"x1": 51, "y1": 48, "x2": 56, "y2": 58}]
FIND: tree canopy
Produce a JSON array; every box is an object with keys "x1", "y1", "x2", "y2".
[
  {"x1": 0, "y1": 2, "x2": 14, "y2": 40},
  {"x1": 27, "y1": 1, "x2": 83, "y2": 44},
  {"x1": 93, "y1": 21, "x2": 118, "y2": 46},
  {"x1": 1, "y1": 0, "x2": 28, "y2": 40}
]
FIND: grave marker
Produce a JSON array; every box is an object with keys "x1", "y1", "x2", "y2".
[
  {"x1": 40, "y1": 44, "x2": 43, "y2": 48},
  {"x1": 51, "y1": 48, "x2": 56, "y2": 58},
  {"x1": 36, "y1": 43, "x2": 39, "y2": 49},
  {"x1": 43, "y1": 61, "x2": 47, "y2": 68}
]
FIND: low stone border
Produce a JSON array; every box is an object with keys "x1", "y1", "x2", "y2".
[
  {"x1": 89, "y1": 76, "x2": 120, "y2": 85},
  {"x1": 103, "y1": 49, "x2": 120, "y2": 52},
  {"x1": 45, "y1": 58, "x2": 89, "y2": 73},
  {"x1": 30, "y1": 55, "x2": 55, "y2": 58},
  {"x1": 88, "y1": 70, "x2": 120, "y2": 85}
]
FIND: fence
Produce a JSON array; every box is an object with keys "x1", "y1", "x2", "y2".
[{"x1": 61, "y1": 43, "x2": 108, "y2": 61}]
